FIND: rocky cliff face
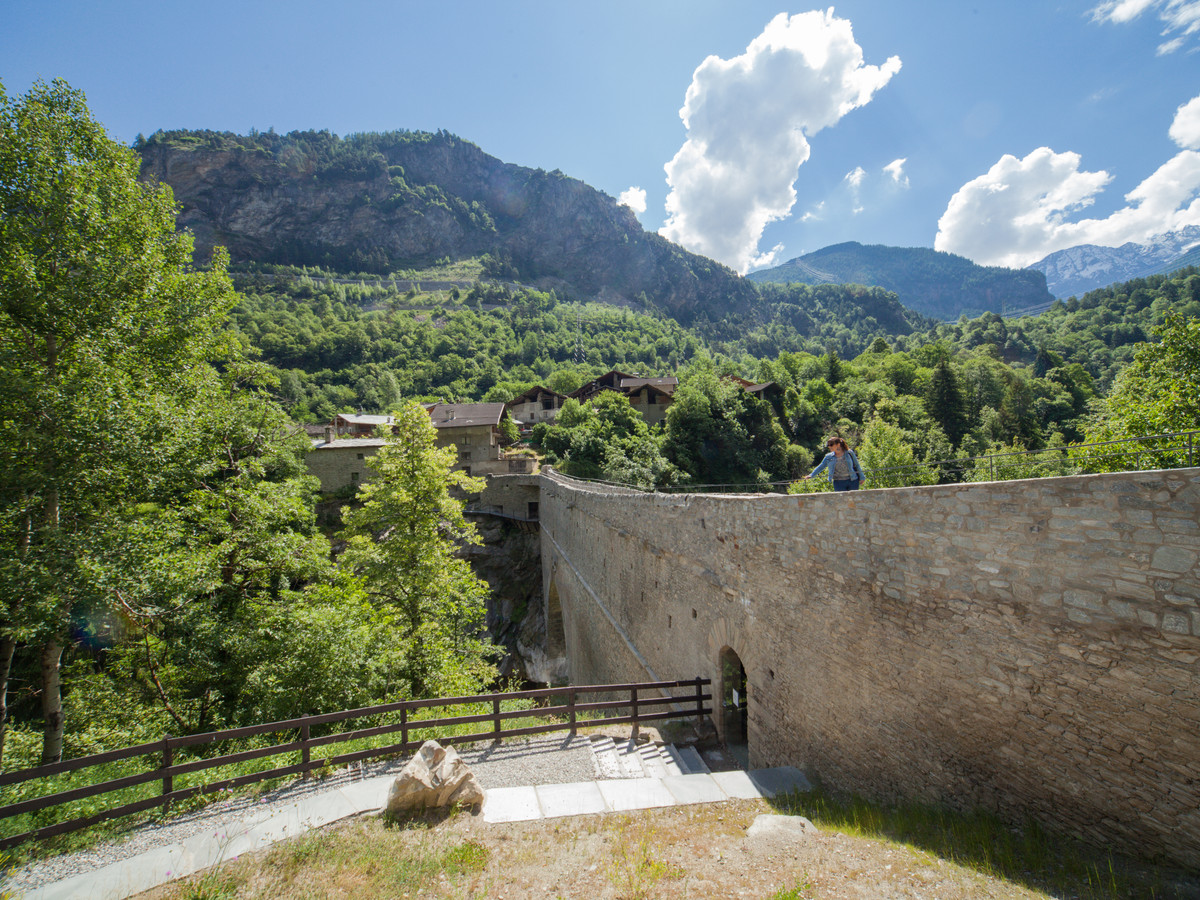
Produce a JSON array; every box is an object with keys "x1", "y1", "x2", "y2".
[
  {"x1": 459, "y1": 517, "x2": 563, "y2": 685},
  {"x1": 138, "y1": 130, "x2": 758, "y2": 323}
]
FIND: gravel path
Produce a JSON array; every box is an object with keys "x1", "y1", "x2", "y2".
[{"x1": 5, "y1": 733, "x2": 600, "y2": 894}]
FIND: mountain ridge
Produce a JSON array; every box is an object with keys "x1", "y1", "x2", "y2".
[
  {"x1": 1026, "y1": 226, "x2": 1200, "y2": 298},
  {"x1": 747, "y1": 241, "x2": 1054, "y2": 320},
  {"x1": 137, "y1": 128, "x2": 759, "y2": 324}
]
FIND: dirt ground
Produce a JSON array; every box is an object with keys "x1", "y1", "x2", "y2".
[{"x1": 137, "y1": 796, "x2": 1200, "y2": 900}]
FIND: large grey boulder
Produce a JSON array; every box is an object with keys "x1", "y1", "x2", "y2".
[{"x1": 386, "y1": 740, "x2": 485, "y2": 815}]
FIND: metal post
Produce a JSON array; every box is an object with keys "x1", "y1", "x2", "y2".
[
  {"x1": 694, "y1": 678, "x2": 705, "y2": 726},
  {"x1": 161, "y1": 734, "x2": 173, "y2": 815},
  {"x1": 630, "y1": 687, "x2": 639, "y2": 742},
  {"x1": 400, "y1": 705, "x2": 409, "y2": 752},
  {"x1": 493, "y1": 696, "x2": 502, "y2": 743},
  {"x1": 301, "y1": 716, "x2": 311, "y2": 780},
  {"x1": 568, "y1": 687, "x2": 577, "y2": 736}
]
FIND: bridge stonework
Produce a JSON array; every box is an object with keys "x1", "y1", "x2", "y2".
[{"x1": 538, "y1": 468, "x2": 1200, "y2": 868}]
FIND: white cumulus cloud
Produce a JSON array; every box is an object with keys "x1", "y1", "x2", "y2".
[
  {"x1": 845, "y1": 166, "x2": 868, "y2": 188},
  {"x1": 658, "y1": 10, "x2": 901, "y2": 273},
  {"x1": 1091, "y1": 0, "x2": 1200, "y2": 53},
  {"x1": 935, "y1": 97, "x2": 1200, "y2": 267},
  {"x1": 1170, "y1": 95, "x2": 1200, "y2": 149},
  {"x1": 618, "y1": 186, "x2": 648, "y2": 215},
  {"x1": 883, "y1": 158, "x2": 909, "y2": 186}
]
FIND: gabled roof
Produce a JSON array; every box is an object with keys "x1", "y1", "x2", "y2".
[
  {"x1": 507, "y1": 386, "x2": 567, "y2": 406},
  {"x1": 620, "y1": 376, "x2": 679, "y2": 395},
  {"x1": 569, "y1": 369, "x2": 638, "y2": 399},
  {"x1": 428, "y1": 402, "x2": 507, "y2": 429}
]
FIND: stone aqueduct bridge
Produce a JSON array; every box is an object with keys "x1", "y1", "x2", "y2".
[{"x1": 527, "y1": 467, "x2": 1200, "y2": 869}]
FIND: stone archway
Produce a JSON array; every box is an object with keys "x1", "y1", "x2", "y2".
[
  {"x1": 719, "y1": 646, "x2": 748, "y2": 768},
  {"x1": 705, "y1": 618, "x2": 754, "y2": 769}
]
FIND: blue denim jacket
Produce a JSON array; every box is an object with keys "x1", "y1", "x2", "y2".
[{"x1": 809, "y1": 449, "x2": 865, "y2": 484}]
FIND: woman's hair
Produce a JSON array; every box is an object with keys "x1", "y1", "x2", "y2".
[{"x1": 827, "y1": 436, "x2": 848, "y2": 450}]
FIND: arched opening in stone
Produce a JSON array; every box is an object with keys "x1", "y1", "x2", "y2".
[
  {"x1": 719, "y1": 646, "x2": 748, "y2": 769},
  {"x1": 546, "y1": 578, "x2": 566, "y2": 659}
]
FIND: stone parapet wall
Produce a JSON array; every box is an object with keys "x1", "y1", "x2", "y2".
[{"x1": 539, "y1": 469, "x2": 1200, "y2": 868}]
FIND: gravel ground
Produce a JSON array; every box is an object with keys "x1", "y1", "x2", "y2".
[{"x1": 5, "y1": 732, "x2": 601, "y2": 894}]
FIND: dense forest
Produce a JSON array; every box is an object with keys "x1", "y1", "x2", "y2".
[
  {"x1": 227, "y1": 259, "x2": 1200, "y2": 483},
  {"x1": 2, "y1": 79, "x2": 1199, "y2": 845}
]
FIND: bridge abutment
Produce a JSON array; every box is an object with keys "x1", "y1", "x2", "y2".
[{"x1": 538, "y1": 467, "x2": 1200, "y2": 869}]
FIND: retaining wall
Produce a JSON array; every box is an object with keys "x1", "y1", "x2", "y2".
[{"x1": 539, "y1": 468, "x2": 1200, "y2": 868}]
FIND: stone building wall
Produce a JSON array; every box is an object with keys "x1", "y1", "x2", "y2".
[
  {"x1": 538, "y1": 468, "x2": 1200, "y2": 868},
  {"x1": 305, "y1": 439, "x2": 386, "y2": 492}
]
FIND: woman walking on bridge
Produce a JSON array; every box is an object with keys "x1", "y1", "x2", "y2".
[{"x1": 805, "y1": 437, "x2": 866, "y2": 491}]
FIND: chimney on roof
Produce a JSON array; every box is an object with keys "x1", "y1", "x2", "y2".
[{"x1": 324, "y1": 425, "x2": 335, "y2": 444}]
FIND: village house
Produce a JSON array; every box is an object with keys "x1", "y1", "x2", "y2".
[
  {"x1": 505, "y1": 386, "x2": 567, "y2": 433},
  {"x1": 305, "y1": 423, "x2": 387, "y2": 493},
  {"x1": 568, "y1": 370, "x2": 680, "y2": 425},
  {"x1": 429, "y1": 402, "x2": 533, "y2": 476}
]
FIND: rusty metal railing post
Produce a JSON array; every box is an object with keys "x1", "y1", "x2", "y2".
[
  {"x1": 301, "y1": 716, "x2": 311, "y2": 780},
  {"x1": 492, "y1": 696, "x2": 502, "y2": 743},
  {"x1": 568, "y1": 687, "x2": 577, "y2": 736},
  {"x1": 161, "y1": 734, "x2": 172, "y2": 815},
  {"x1": 630, "y1": 686, "x2": 639, "y2": 741}
]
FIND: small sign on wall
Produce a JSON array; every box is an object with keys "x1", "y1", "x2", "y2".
[{"x1": 732, "y1": 688, "x2": 740, "y2": 709}]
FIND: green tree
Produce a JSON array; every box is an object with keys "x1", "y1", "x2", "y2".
[
  {"x1": 925, "y1": 359, "x2": 969, "y2": 449},
  {"x1": 1087, "y1": 313, "x2": 1200, "y2": 439},
  {"x1": 0, "y1": 80, "x2": 236, "y2": 762},
  {"x1": 662, "y1": 372, "x2": 792, "y2": 486},
  {"x1": 339, "y1": 402, "x2": 498, "y2": 696},
  {"x1": 857, "y1": 417, "x2": 936, "y2": 488}
]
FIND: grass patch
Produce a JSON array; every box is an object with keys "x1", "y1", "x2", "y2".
[
  {"x1": 764, "y1": 878, "x2": 815, "y2": 900},
  {"x1": 770, "y1": 782, "x2": 1173, "y2": 899}
]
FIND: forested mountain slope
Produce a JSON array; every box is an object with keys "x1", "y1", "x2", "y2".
[
  {"x1": 748, "y1": 241, "x2": 1054, "y2": 320},
  {"x1": 138, "y1": 129, "x2": 758, "y2": 324}
]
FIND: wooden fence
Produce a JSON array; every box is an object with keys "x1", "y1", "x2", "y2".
[{"x1": 0, "y1": 678, "x2": 711, "y2": 850}]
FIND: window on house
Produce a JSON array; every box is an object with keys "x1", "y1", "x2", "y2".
[
  {"x1": 460, "y1": 451, "x2": 471, "y2": 461},
  {"x1": 542, "y1": 399, "x2": 553, "y2": 410},
  {"x1": 350, "y1": 472, "x2": 359, "y2": 482},
  {"x1": 356, "y1": 453, "x2": 364, "y2": 460}
]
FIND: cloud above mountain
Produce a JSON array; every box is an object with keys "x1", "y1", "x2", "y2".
[
  {"x1": 658, "y1": 10, "x2": 900, "y2": 274},
  {"x1": 935, "y1": 92, "x2": 1200, "y2": 267}
]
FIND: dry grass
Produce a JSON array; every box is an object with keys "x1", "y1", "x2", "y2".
[{"x1": 130, "y1": 794, "x2": 1200, "y2": 900}]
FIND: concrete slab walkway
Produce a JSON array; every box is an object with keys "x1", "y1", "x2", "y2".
[{"x1": 20, "y1": 766, "x2": 811, "y2": 900}]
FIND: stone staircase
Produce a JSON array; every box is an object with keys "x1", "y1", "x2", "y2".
[{"x1": 587, "y1": 735, "x2": 711, "y2": 779}]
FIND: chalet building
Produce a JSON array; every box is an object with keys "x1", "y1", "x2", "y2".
[
  {"x1": 569, "y1": 370, "x2": 680, "y2": 425},
  {"x1": 506, "y1": 386, "x2": 567, "y2": 431},
  {"x1": 620, "y1": 377, "x2": 678, "y2": 426},
  {"x1": 570, "y1": 369, "x2": 636, "y2": 404}
]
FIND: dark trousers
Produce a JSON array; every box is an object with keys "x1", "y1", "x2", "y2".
[{"x1": 833, "y1": 479, "x2": 860, "y2": 492}]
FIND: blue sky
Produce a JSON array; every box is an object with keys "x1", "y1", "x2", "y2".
[{"x1": 5, "y1": 1, "x2": 1200, "y2": 273}]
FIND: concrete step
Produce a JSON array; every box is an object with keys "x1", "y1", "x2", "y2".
[
  {"x1": 588, "y1": 736, "x2": 709, "y2": 778},
  {"x1": 669, "y1": 744, "x2": 710, "y2": 776}
]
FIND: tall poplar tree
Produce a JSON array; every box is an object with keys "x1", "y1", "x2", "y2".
[{"x1": 0, "y1": 79, "x2": 236, "y2": 762}]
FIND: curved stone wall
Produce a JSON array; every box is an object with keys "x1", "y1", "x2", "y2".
[{"x1": 539, "y1": 468, "x2": 1200, "y2": 868}]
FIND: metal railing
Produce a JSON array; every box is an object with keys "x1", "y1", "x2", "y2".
[{"x1": 0, "y1": 678, "x2": 710, "y2": 850}]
